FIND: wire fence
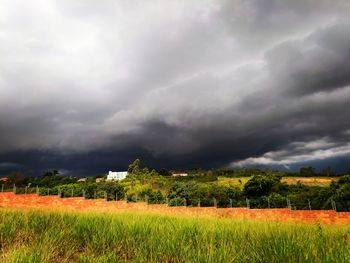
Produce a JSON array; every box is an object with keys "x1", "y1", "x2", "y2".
[{"x1": 0, "y1": 184, "x2": 345, "y2": 211}]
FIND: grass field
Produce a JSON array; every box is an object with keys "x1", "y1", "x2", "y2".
[
  {"x1": 217, "y1": 176, "x2": 338, "y2": 189},
  {"x1": 281, "y1": 177, "x2": 338, "y2": 187},
  {"x1": 0, "y1": 208, "x2": 350, "y2": 263},
  {"x1": 217, "y1": 176, "x2": 251, "y2": 189}
]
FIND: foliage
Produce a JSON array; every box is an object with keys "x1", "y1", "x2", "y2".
[
  {"x1": 328, "y1": 175, "x2": 350, "y2": 211},
  {"x1": 2, "y1": 160, "x2": 350, "y2": 211},
  {"x1": 299, "y1": 166, "x2": 317, "y2": 177},
  {"x1": 243, "y1": 174, "x2": 283, "y2": 197}
]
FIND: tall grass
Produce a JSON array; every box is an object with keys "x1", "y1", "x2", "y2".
[{"x1": 0, "y1": 208, "x2": 349, "y2": 262}]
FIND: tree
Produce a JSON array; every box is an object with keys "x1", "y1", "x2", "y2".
[
  {"x1": 126, "y1": 159, "x2": 158, "y2": 184},
  {"x1": 7, "y1": 171, "x2": 25, "y2": 186},
  {"x1": 128, "y1": 159, "x2": 141, "y2": 174},
  {"x1": 321, "y1": 167, "x2": 334, "y2": 177},
  {"x1": 244, "y1": 174, "x2": 282, "y2": 197},
  {"x1": 98, "y1": 182, "x2": 124, "y2": 201},
  {"x1": 299, "y1": 167, "x2": 316, "y2": 177},
  {"x1": 266, "y1": 193, "x2": 286, "y2": 208},
  {"x1": 42, "y1": 170, "x2": 59, "y2": 177},
  {"x1": 329, "y1": 175, "x2": 350, "y2": 211},
  {"x1": 158, "y1": 168, "x2": 171, "y2": 176}
]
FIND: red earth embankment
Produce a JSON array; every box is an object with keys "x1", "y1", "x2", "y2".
[{"x1": 0, "y1": 192, "x2": 349, "y2": 224}]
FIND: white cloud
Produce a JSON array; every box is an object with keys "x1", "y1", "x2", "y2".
[{"x1": 231, "y1": 138, "x2": 350, "y2": 167}]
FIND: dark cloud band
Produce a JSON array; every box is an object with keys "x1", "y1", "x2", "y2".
[{"x1": 0, "y1": 0, "x2": 349, "y2": 175}]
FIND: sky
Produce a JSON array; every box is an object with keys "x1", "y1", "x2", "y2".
[{"x1": 1, "y1": 0, "x2": 350, "y2": 176}]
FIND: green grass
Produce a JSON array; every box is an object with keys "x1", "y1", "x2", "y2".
[
  {"x1": 281, "y1": 177, "x2": 338, "y2": 187},
  {"x1": 217, "y1": 176, "x2": 338, "y2": 188},
  {"x1": 216, "y1": 176, "x2": 252, "y2": 189},
  {"x1": 0, "y1": 208, "x2": 349, "y2": 262}
]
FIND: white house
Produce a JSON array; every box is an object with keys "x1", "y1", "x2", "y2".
[
  {"x1": 77, "y1": 178, "x2": 87, "y2": 183},
  {"x1": 171, "y1": 172, "x2": 188, "y2": 177},
  {"x1": 106, "y1": 171, "x2": 128, "y2": 181}
]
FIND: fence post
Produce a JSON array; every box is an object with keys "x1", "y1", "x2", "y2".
[
  {"x1": 115, "y1": 193, "x2": 118, "y2": 201},
  {"x1": 48, "y1": 188, "x2": 50, "y2": 196},
  {"x1": 197, "y1": 199, "x2": 201, "y2": 207},
  {"x1": 82, "y1": 190, "x2": 85, "y2": 199},
  {"x1": 58, "y1": 187, "x2": 61, "y2": 198},
  {"x1": 71, "y1": 189, "x2": 74, "y2": 198},
  {"x1": 331, "y1": 199, "x2": 337, "y2": 211},
  {"x1": 246, "y1": 198, "x2": 250, "y2": 209},
  {"x1": 165, "y1": 197, "x2": 169, "y2": 206},
  {"x1": 308, "y1": 199, "x2": 311, "y2": 210},
  {"x1": 145, "y1": 195, "x2": 149, "y2": 204},
  {"x1": 13, "y1": 184, "x2": 16, "y2": 194},
  {"x1": 229, "y1": 198, "x2": 233, "y2": 208},
  {"x1": 94, "y1": 191, "x2": 96, "y2": 199},
  {"x1": 125, "y1": 194, "x2": 128, "y2": 203},
  {"x1": 104, "y1": 191, "x2": 108, "y2": 201},
  {"x1": 267, "y1": 197, "x2": 270, "y2": 209},
  {"x1": 36, "y1": 186, "x2": 39, "y2": 195},
  {"x1": 286, "y1": 197, "x2": 291, "y2": 209},
  {"x1": 1, "y1": 184, "x2": 4, "y2": 192},
  {"x1": 183, "y1": 198, "x2": 187, "y2": 207},
  {"x1": 25, "y1": 186, "x2": 28, "y2": 195},
  {"x1": 213, "y1": 198, "x2": 217, "y2": 208}
]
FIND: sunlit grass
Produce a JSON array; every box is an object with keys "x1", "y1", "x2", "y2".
[
  {"x1": 0, "y1": 208, "x2": 349, "y2": 262},
  {"x1": 281, "y1": 177, "x2": 338, "y2": 187},
  {"x1": 216, "y1": 176, "x2": 338, "y2": 188},
  {"x1": 216, "y1": 176, "x2": 251, "y2": 189}
]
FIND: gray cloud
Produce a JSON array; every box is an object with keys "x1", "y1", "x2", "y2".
[
  {"x1": 0, "y1": 0, "x2": 350, "y2": 174},
  {"x1": 231, "y1": 137, "x2": 350, "y2": 167}
]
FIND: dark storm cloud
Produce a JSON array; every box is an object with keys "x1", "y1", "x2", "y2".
[
  {"x1": 265, "y1": 24, "x2": 350, "y2": 96},
  {"x1": 0, "y1": 0, "x2": 350, "y2": 175}
]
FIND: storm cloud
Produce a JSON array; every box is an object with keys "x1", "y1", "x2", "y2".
[{"x1": 0, "y1": 0, "x2": 350, "y2": 175}]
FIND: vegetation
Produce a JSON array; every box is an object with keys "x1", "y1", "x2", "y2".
[
  {"x1": 1, "y1": 160, "x2": 350, "y2": 211},
  {"x1": 0, "y1": 208, "x2": 349, "y2": 262}
]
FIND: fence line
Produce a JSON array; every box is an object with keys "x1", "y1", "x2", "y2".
[{"x1": 0, "y1": 187, "x2": 344, "y2": 211}]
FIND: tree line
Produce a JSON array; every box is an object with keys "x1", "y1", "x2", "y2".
[{"x1": 1, "y1": 160, "x2": 349, "y2": 211}]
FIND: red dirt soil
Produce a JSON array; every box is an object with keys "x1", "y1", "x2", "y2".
[{"x1": 0, "y1": 192, "x2": 349, "y2": 224}]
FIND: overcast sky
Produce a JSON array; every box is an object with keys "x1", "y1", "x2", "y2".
[{"x1": 1, "y1": 0, "x2": 350, "y2": 175}]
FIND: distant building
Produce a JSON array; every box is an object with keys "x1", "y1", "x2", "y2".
[
  {"x1": 106, "y1": 171, "x2": 128, "y2": 181},
  {"x1": 77, "y1": 178, "x2": 87, "y2": 183},
  {"x1": 0, "y1": 177, "x2": 8, "y2": 182},
  {"x1": 95, "y1": 178, "x2": 104, "y2": 183},
  {"x1": 171, "y1": 172, "x2": 188, "y2": 177}
]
